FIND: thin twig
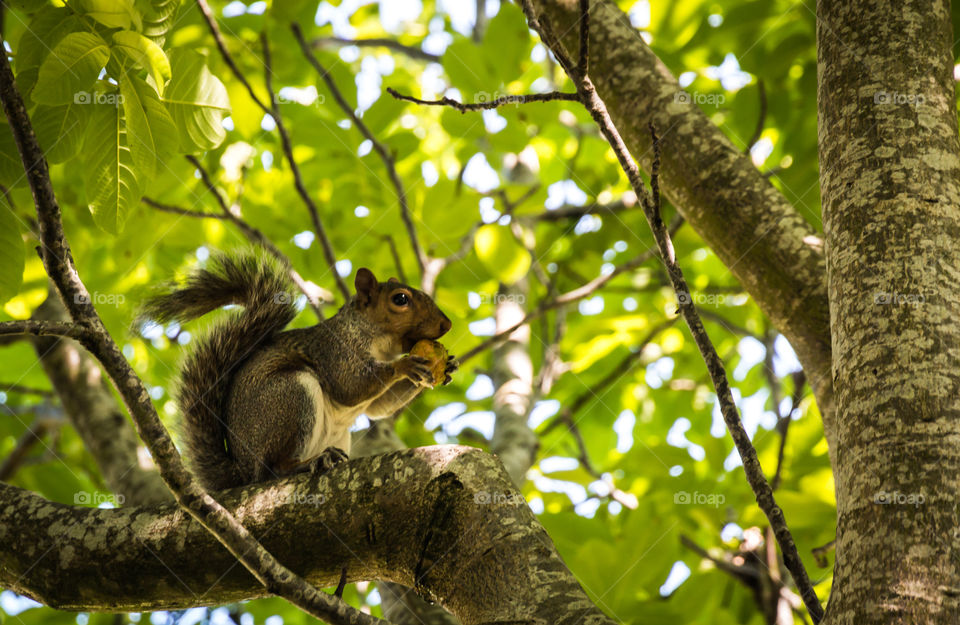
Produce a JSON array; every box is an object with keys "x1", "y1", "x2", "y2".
[
  {"x1": 524, "y1": 198, "x2": 635, "y2": 222},
  {"x1": 680, "y1": 534, "x2": 760, "y2": 580},
  {"x1": 141, "y1": 196, "x2": 220, "y2": 218},
  {"x1": 0, "y1": 320, "x2": 89, "y2": 341},
  {"x1": 194, "y1": 0, "x2": 269, "y2": 112},
  {"x1": 543, "y1": 318, "x2": 677, "y2": 430},
  {"x1": 259, "y1": 31, "x2": 350, "y2": 301},
  {"x1": 1, "y1": 384, "x2": 54, "y2": 397},
  {"x1": 518, "y1": 2, "x2": 823, "y2": 621},
  {"x1": 811, "y1": 539, "x2": 836, "y2": 568},
  {"x1": 193, "y1": 1, "x2": 348, "y2": 300},
  {"x1": 386, "y1": 87, "x2": 579, "y2": 113},
  {"x1": 772, "y1": 371, "x2": 806, "y2": 491},
  {"x1": 293, "y1": 24, "x2": 427, "y2": 278},
  {"x1": 382, "y1": 234, "x2": 408, "y2": 284},
  {"x1": 0, "y1": 415, "x2": 60, "y2": 481},
  {"x1": 459, "y1": 220, "x2": 679, "y2": 364},
  {"x1": 180, "y1": 156, "x2": 326, "y2": 316},
  {"x1": 312, "y1": 36, "x2": 441, "y2": 63}
]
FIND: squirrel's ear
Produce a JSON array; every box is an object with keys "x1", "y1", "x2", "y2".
[{"x1": 355, "y1": 268, "x2": 378, "y2": 304}]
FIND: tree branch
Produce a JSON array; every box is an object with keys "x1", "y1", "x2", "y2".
[
  {"x1": 386, "y1": 87, "x2": 579, "y2": 112},
  {"x1": 458, "y1": 216, "x2": 681, "y2": 363},
  {"x1": 0, "y1": 447, "x2": 616, "y2": 625},
  {"x1": 259, "y1": 30, "x2": 350, "y2": 301},
  {"x1": 193, "y1": 0, "x2": 349, "y2": 300},
  {"x1": 293, "y1": 24, "x2": 428, "y2": 278},
  {"x1": 181, "y1": 155, "x2": 328, "y2": 316}
]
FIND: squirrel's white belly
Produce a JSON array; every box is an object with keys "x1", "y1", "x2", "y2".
[{"x1": 295, "y1": 371, "x2": 361, "y2": 460}]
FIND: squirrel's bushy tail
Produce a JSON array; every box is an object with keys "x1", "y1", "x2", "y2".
[{"x1": 140, "y1": 252, "x2": 297, "y2": 490}]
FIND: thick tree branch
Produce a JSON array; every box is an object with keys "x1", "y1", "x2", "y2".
[{"x1": 0, "y1": 447, "x2": 615, "y2": 625}]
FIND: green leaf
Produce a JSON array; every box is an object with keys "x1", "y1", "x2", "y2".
[
  {"x1": 33, "y1": 32, "x2": 110, "y2": 106},
  {"x1": 17, "y1": 8, "x2": 81, "y2": 71},
  {"x1": 139, "y1": 0, "x2": 181, "y2": 46},
  {"x1": 84, "y1": 102, "x2": 142, "y2": 234},
  {"x1": 0, "y1": 195, "x2": 24, "y2": 306},
  {"x1": 162, "y1": 49, "x2": 231, "y2": 152},
  {"x1": 481, "y1": 3, "x2": 530, "y2": 84},
  {"x1": 474, "y1": 224, "x2": 531, "y2": 285},
  {"x1": 443, "y1": 38, "x2": 498, "y2": 99},
  {"x1": 121, "y1": 74, "x2": 178, "y2": 178},
  {"x1": 78, "y1": 0, "x2": 141, "y2": 30},
  {"x1": 32, "y1": 101, "x2": 92, "y2": 164},
  {"x1": 112, "y1": 31, "x2": 171, "y2": 95}
]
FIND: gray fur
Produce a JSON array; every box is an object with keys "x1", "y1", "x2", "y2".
[{"x1": 140, "y1": 251, "x2": 453, "y2": 491}]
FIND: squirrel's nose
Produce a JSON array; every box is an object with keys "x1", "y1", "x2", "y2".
[{"x1": 439, "y1": 314, "x2": 452, "y2": 335}]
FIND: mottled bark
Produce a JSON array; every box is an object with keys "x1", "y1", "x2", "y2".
[
  {"x1": 817, "y1": 0, "x2": 960, "y2": 622},
  {"x1": 353, "y1": 422, "x2": 462, "y2": 625},
  {"x1": 0, "y1": 446, "x2": 615, "y2": 625},
  {"x1": 32, "y1": 292, "x2": 168, "y2": 506},
  {"x1": 490, "y1": 282, "x2": 539, "y2": 486},
  {"x1": 530, "y1": 0, "x2": 836, "y2": 456}
]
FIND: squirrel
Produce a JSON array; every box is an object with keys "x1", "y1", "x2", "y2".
[{"x1": 140, "y1": 251, "x2": 457, "y2": 491}]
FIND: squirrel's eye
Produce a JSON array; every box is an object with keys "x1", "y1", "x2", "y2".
[{"x1": 392, "y1": 292, "x2": 409, "y2": 306}]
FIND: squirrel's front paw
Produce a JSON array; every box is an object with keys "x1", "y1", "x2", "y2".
[
  {"x1": 309, "y1": 446, "x2": 349, "y2": 475},
  {"x1": 443, "y1": 355, "x2": 459, "y2": 385},
  {"x1": 396, "y1": 355, "x2": 433, "y2": 387}
]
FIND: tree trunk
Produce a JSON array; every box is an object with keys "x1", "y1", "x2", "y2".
[{"x1": 817, "y1": 0, "x2": 960, "y2": 622}]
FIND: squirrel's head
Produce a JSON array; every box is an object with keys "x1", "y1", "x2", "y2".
[{"x1": 353, "y1": 268, "x2": 452, "y2": 351}]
